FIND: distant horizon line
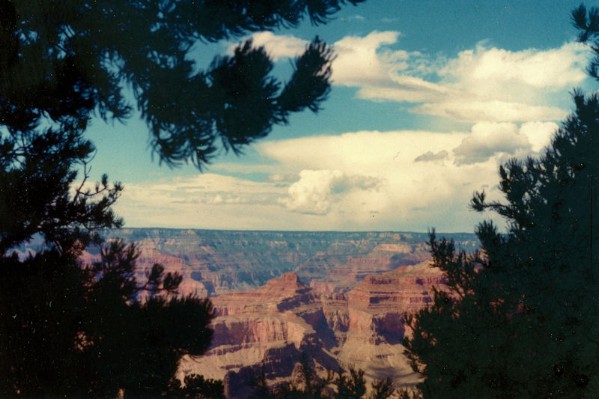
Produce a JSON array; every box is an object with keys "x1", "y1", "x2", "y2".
[{"x1": 111, "y1": 226, "x2": 476, "y2": 235}]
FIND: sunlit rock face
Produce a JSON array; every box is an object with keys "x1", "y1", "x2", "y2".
[
  {"x1": 178, "y1": 272, "x2": 334, "y2": 398},
  {"x1": 179, "y1": 264, "x2": 447, "y2": 398}
]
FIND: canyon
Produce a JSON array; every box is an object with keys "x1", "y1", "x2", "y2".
[
  {"x1": 91, "y1": 229, "x2": 476, "y2": 397},
  {"x1": 178, "y1": 264, "x2": 445, "y2": 397},
  {"x1": 97, "y1": 228, "x2": 476, "y2": 295}
]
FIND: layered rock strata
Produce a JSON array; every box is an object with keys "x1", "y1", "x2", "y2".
[
  {"x1": 180, "y1": 263, "x2": 446, "y2": 398},
  {"x1": 80, "y1": 229, "x2": 476, "y2": 295}
]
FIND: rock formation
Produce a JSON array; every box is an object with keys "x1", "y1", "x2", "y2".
[
  {"x1": 83, "y1": 229, "x2": 476, "y2": 296},
  {"x1": 179, "y1": 263, "x2": 447, "y2": 398}
]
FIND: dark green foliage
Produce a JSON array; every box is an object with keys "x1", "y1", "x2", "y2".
[
  {"x1": 0, "y1": 1, "x2": 366, "y2": 396},
  {"x1": 0, "y1": 237, "x2": 216, "y2": 398},
  {"x1": 83, "y1": 240, "x2": 215, "y2": 397},
  {"x1": 404, "y1": 91, "x2": 599, "y2": 396},
  {"x1": 0, "y1": 0, "x2": 363, "y2": 169},
  {"x1": 167, "y1": 374, "x2": 226, "y2": 399},
  {"x1": 0, "y1": 123, "x2": 123, "y2": 254},
  {"x1": 396, "y1": 388, "x2": 422, "y2": 399},
  {"x1": 249, "y1": 354, "x2": 334, "y2": 399},
  {"x1": 249, "y1": 368, "x2": 273, "y2": 399},
  {"x1": 334, "y1": 367, "x2": 366, "y2": 399},
  {"x1": 249, "y1": 359, "x2": 396, "y2": 399},
  {"x1": 0, "y1": 250, "x2": 88, "y2": 397},
  {"x1": 0, "y1": 110, "x2": 216, "y2": 397},
  {"x1": 573, "y1": 4, "x2": 599, "y2": 79},
  {"x1": 299, "y1": 353, "x2": 332, "y2": 398},
  {"x1": 368, "y1": 378, "x2": 395, "y2": 399}
]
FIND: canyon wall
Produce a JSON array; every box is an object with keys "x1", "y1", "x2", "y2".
[
  {"x1": 92, "y1": 229, "x2": 476, "y2": 296},
  {"x1": 73, "y1": 229, "x2": 476, "y2": 397},
  {"x1": 179, "y1": 263, "x2": 448, "y2": 398}
]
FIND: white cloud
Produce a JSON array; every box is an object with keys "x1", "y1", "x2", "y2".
[
  {"x1": 233, "y1": 31, "x2": 308, "y2": 60},
  {"x1": 440, "y1": 43, "x2": 587, "y2": 91},
  {"x1": 114, "y1": 31, "x2": 580, "y2": 232},
  {"x1": 453, "y1": 123, "x2": 530, "y2": 165},
  {"x1": 332, "y1": 31, "x2": 427, "y2": 87},
  {"x1": 452, "y1": 121, "x2": 559, "y2": 165},
  {"x1": 340, "y1": 14, "x2": 366, "y2": 23},
  {"x1": 357, "y1": 75, "x2": 451, "y2": 103},
  {"x1": 282, "y1": 170, "x2": 380, "y2": 215},
  {"x1": 414, "y1": 100, "x2": 568, "y2": 123},
  {"x1": 328, "y1": 32, "x2": 589, "y2": 123},
  {"x1": 114, "y1": 174, "x2": 287, "y2": 229},
  {"x1": 520, "y1": 121, "x2": 559, "y2": 153},
  {"x1": 259, "y1": 130, "x2": 500, "y2": 231},
  {"x1": 113, "y1": 128, "x2": 534, "y2": 232},
  {"x1": 234, "y1": 31, "x2": 588, "y2": 124}
]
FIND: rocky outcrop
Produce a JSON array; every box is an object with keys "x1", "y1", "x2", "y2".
[
  {"x1": 180, "y1": 263, "x2": 447, "y2": 398},
  {"x1": 348, "y1": 261, "x2": 444, "y2": 314},
  {"x1": 179, "y1": 273, "x2": 334, "y2": 398}
]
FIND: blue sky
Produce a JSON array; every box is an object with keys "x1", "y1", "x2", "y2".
[{"x1": 86, "y1": 1, "x2": 594, "y2": 232}]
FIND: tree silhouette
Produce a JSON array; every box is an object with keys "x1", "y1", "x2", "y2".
[
  {"x1": 0, "y1": 96, "x2": 215, "y2": 397},
  {"x1": 0, "y1": 234, "x2": 215, "y2": 397},
  {"x1": 404, "y1": 7, "x2": 599, "y2": 394},
  {"x1": 573, "y1": 4, "x2": 599, "y2": 81},
  {"x1": 0, "y1": 1, "x2": 365, "y2": 397},
  {"x1": 0, "y1": 0, "x2": 363, "y2": 168},
  {"x1": 334, "y1": 367, "x2": 367, "y2": 399},
  {"x1": 167, "y1": 373, "x2": 226, "y2": 399},
  {"x1": 247, "y1": 359, "x2": 396, "y2": 399},
  {"x1": 368, "y1": 378, "x2": 396, "y2": 399}
]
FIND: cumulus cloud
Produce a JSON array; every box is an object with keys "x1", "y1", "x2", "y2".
[
  {"x1": 520, "y1": 121, "x2": 559, "y2": 152},
  {"x1": 440, "y1": 43, "x2": 587, "y2": 91},
  {"x1": 282, "y1": 170, "x2": 380, "y2": 215},
  {"x1": 332, "y1": 31, "x2": 405, "y2": 86},
  {"x1": 453, "y1": 123, "x2": 529, "y2": 165},
  {"x1": 451, "y1": 122, "x2": 559, "y2": 165},
  {"x1": 113, "y1": 129, "x2": 522, "y2": 232},
  {"x1": 114, "y1": 30, "x2": 579, "y2": 231},
  {"x1": 329, "y1": 31, "x2": 587, "y2": 123},
  {"x1": 258, "y1": 130, "x2": 501, "y2": 231},
  {"x1": 236, "y1": 30, "x2": 588, "y2": 124}
]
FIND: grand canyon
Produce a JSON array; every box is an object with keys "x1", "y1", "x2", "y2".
[{"x1": 78, "y1": 229, "x2": 477, "y2": 397}]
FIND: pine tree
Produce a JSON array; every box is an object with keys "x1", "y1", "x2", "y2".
[
  {"x1": 334, "y1": 367, "x2": 367, "y2": 399},
  {"x1": 0, "y1": 1, "x2": 365, "y2": 396},
  {"x1": 404, "y1": 28, "x2": 599, "y2": 399},
  {"x1": 0, "y1": 0, "x2": 363, "y2": 168},
  {"x1": 368, "y1": 378, "x2": 395, "y2": 399}
]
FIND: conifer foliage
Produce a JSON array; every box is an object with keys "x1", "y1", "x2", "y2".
[
  {"x1": 0, "y1": 0, "x2": 363, "y2": 169},
  {"x1": 404, "y1": 6, "x2": 599, "y2": 397},
  {"x1": 0, "y1": 1, "x2": 365, "y2": 397},
  {"x1": 249, "y1": 359, "x2": 399, "y2": 399}
]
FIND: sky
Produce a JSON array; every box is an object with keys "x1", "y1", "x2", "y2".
[{"x1": 86, "y1": 0, "x2": 595, "y2": 232}]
